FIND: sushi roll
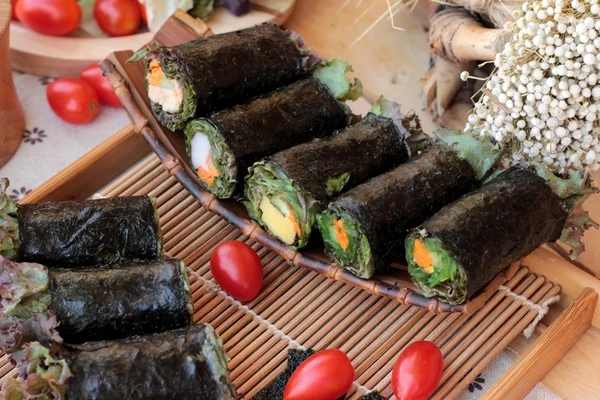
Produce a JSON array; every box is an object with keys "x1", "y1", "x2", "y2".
[
  {"x1": 0, "y1": 180, "x2": 162, "y2": 267},
  {"x1": 244, "y1": 98, "x2": 420, "y2": 249},
  {"x1": 133, "y1": 23, "x2": 320, "y2": 131},
  {"x1": 405, "y1": 167, "x2": 569, "y2": 304},
  {"x1": 0, "y1": 257, "x2": 192, "y2": 344},
  {"x1": 185, "y1": 59, "x2": 361, "y2": 199},
  {"x1": 2, "y1": 325, "x2": 235, "y2": 400},
  {"x1": 316, "y1": 131, "x2": 501, "y2": 279}
]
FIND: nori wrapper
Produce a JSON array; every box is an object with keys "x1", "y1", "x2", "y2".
[
  {"x1": 408, "y1": 167, "x2": 568, "y2": 303},
  {"x1": 17, "y1": 196, "x2": 162, "y2": 267},
  {"x1": 245, "y1": 113, "x2": 410, "y2": 248},
  {"x1": 146, "y1": 23, "x2": 307, "y2": 131},
  {"x1": 266, "y1": 113, "x2": 409, "y2": 202},
  {"x1": 252, "y1": 349, "x2": 315, "y2": 400},
  {"x1": 358, "y1": 393, "x2": 385, "y2": 400},
  {"x1": 49, "y1": 259, "x2": 192, "y2": 344},
  {"x1": 3, "y1": 325, "x2": 235, "y2": 400},
  {"x1": 185, "y1": 78, "x2": 348, "y2": 198},
  {"x1": 318, "y1": 145, "x2": 477, "y2": 279}
]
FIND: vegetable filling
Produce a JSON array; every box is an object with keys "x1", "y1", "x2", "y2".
[
  {"x1": 185, "y1": 120, "x2": 237, "y2": 198},
  {"x1": 147, "y1": 60, "x2": 185, "y2": 114},
  {"x1": 244, "y1": 162, "x2": 320, "y2": 249},
  {"x1": 406, "y1": 232, "x2": 468, "y2": 304},
  {"x1": 316, "y1": 207, "x2": 373, "y2": 279}
]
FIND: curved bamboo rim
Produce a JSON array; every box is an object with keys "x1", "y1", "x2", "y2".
[{"x1": 99, "y1": 11, "x2": 516, "y2": 314}]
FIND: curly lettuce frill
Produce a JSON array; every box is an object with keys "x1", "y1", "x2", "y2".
[
  {"x1": 0, "y1": 178, "x2": 19, "y2": 259},
  {"x1": 1, "y1": 342, "x2": 71, "y2": 400},
  {"x1": 0, "y1": 257, "x2": 50, "y2": 323},
  {"x1": 312, "y1": 58, "x2": 363, "y2": 102},
  {"x1": 530, "y1": 162, "x2": 599, "y2": 259}
]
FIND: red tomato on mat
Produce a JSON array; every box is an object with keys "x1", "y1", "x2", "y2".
[
  {"x1": 15, "y1": 0, "x2": 81, "y2": 36},
  {"x1": 94, "y1": 0, "x2": 141, "y2": 37},
  {"x1": 80, "y1": 65, "x2": 121, "y2": 107},
  {"x1": 284, "y1": 349, "x2": 355, "y2": 400},
  {"x1": 392, "y1": 341, "x2": 443, "y2": 400},
  {"x1": 47, "y1": 78, "x2": 99, "y2": 125},
  {"x1": 210, "y1": 241, "x2": 263, "y2": 301}
]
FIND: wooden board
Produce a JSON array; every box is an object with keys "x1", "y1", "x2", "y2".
[
  {"x1": 0, "y1": 153, "x2": 570, "y2": 399},
  {"x1": 9, "y1": 0, "x2": 295, "y2": 77}
]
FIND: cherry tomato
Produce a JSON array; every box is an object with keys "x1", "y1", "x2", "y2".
[
  {"x1": 47, "y1": 78, "x2": 100, "y2": 125},
  {"x1": 210, "y1": 241, "x2": 263, "y2": 301},
  {"x1": 284, "y1": 349, "x2": 354, "y2": 400},
  {"x1": 80, "y1": 65, "x2": 121, "y2": 107},
  {"x1": 94, "y1": 0, "x2": 141, "y2": 37},
  {"x1": 392, "y1": 341, "x2": 443, "y2": 400},
  {"x1": 15, "y1": 0, "x2": 81, "y2": 36},
  {"x1": 138, "y1": 0, "x2": 147, "y2": 25},
  {"x1": 11, "y1": 0, "x2": 19, "y2": 21}
]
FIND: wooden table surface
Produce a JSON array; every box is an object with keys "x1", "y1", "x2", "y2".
[{"x1": 285, "y1": 2, "x2": 600, "y2": 399}]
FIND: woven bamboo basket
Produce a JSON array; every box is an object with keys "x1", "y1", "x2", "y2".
[{"x1": 99, "y1": 10, "x2": 522, "y2": 314}]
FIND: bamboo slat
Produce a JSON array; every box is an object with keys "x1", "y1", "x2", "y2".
[{"x1": 10, "y1": 155, "x2": 562, "y2": 399}]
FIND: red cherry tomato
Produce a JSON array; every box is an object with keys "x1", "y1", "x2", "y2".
[
  {"x1": 392, "y1": 341, "x2": 443, "y2": 400},
  {"x1": 80, "y1": 65, "x2": 121, "y2": 107},
  {"x1": 138, "y1": 0, "x2": 147, "y2": 25},
  {"x1": 15, "y1": 0, "x2": 81, "y2": 36},
  {"x1": 11, "y1": 0, "x2": 19, "y2": 21},
  {"x1": 210, "y1": 241, "x2": 263, "y2": 301},
  {"x1": 94, "y1": 0, "x2": 141, "y2": 37},
  {"x1": 47, "y1": 78, "x2": 100, "y2": 125},
  {"x1": 284, "y1": 349, "x2": 355, "y2": 400}
]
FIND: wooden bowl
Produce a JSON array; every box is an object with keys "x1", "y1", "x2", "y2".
[
  {"x1": 10, "y1": 0, "x2": 295, "y2": 78},
  {"x1": 0, "y1": 0, "x2": 25, "y2": 169},
  {"x1": 100, "y1": 11, "x2": 516, "y2": 314}
]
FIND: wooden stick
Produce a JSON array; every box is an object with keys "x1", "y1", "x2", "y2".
[{"x1": 482, "y1": 288, "x2": 597, "y2": 399}]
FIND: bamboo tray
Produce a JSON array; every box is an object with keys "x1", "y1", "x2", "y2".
[
  {"x1": 98, "y1": 10, "x2": 517, "y2": 314},
  {"x1": 0, "y1": 136, "x2": 597, "y2": 399},
  {"x1": 9, "y1": 0, "x2": 295, "y2": 77}
]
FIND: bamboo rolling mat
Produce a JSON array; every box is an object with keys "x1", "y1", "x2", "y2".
[{"x1": 0, "y1": 154, "x2": 562, "y2": 399}]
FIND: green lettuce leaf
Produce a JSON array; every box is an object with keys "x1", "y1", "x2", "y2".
[
  {"x1": 0, "y1": 257, "x2": 50, "y2": 322},
  {"x1": 3, "y1": 342, "x2": 72, "y2": 400},
  {"x1": 313, "y1": 58, "x2": 363, "y2": 102},
  {"x1": 0, "y1": 178, "x2": 20, "y2": 259},
  {"x1": 189, "y1": 0, "x2": 215, "y2": 19}
]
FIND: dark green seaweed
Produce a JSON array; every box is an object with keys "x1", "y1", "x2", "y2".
[
  {"x1": 320, "y1": 145, "x2": 476, "y2": 278},
  {"x1": 17, "y1": 196, "x2": 162, "y2": 267},
  {"x1": 267, "y1": 113, "x2": 409, "y2": 202},
  {"x1": 185, "y1": 78, "x2": 348, "y2": 198},
  {"x1": 63, "y1": 325, "x2": 235, "y2": 400},
  {"x1": 252, "y1": 349, "x2": 315, "y2": 400},
  {"x1": 414, "y1": 167, "x2": 568, "y2": 300},
  {"x1": 149, "y1": 23, "x2": 306, "y2": 130},
  {"x1": 358, "y1": 393, "x2": 385, "y2": 400},
  {"x1": 49, "y1": 260, "x2": 192, "y2": 344}
]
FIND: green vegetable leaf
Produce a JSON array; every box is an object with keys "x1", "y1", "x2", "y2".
[
  {"x1": 189, "y1": 0, "x2": 215, "y2": 19},
  {"x1": 0, "y1": 178, "x2": 19, "y2": 259},
  {"x1": 0, "y1": 313, "x2": 63, "y2": 357},
  {"x1": 436, "y1": 129, "x2": 503, "y2": 180},
  {"x1": 313, "y1": 58, "x2": 363, "y2": 102},
  {"x1": 324, "y1": 173, "x2": 351, "y2": 197},
  {"x1": 531, "y1": 162, "x2": 592, "y2": 199},
  {"x1": 0, "y1": 257, "x2": 50, "y2": 321},
  {"x1": 560, "y1": 194, "x2": 599, "y2": 259},
  {"x1": 4, "y1": 342, "x2": 72, "y2": 400},
  {"x1": 369, "y1": 96, "x2": 430, "y2": 154}
]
